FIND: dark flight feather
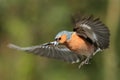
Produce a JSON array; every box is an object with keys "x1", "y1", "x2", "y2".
[
  {"x1": 72, "y1": 15, "x2": 110, "y2": 49},
  {"x1": 8, "y1": 43, "x2": 81, "y2": 63}
]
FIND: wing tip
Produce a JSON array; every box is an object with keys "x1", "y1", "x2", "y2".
[
  {"x1": 8, "y1": 43, "x2": 22, "y2": 50},
  {"x1": 71, "y1": 13, "x2": 94, "y2": 23}
]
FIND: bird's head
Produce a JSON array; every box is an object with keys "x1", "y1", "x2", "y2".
[{"x1": 53, "y1": 31, "x2": 72, "y2": 45}]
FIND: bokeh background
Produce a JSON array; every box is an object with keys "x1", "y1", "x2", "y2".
[{"x1": 0, "y1": 0, "x2": 120, "y2": 80}]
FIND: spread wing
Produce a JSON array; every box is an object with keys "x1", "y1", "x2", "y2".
[
  {"x1": 8, "y1": 43, "x2": 81, "y2": 63},
  {"x1": 72, "y1": 15, "x2": 110, "y2": 49}
]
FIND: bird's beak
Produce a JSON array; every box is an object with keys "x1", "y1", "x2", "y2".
[{"x1": 50, "y1": 41, "x2": 59, "y2": 46}]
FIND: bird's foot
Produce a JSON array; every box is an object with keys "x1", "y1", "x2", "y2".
[{"x1": 78, "y1": 56, "x2": 91, "y2": 69}]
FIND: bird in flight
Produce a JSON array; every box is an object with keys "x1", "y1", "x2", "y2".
[{"x1": 8, "y1": 15, "x2": 110, "y2": 68}]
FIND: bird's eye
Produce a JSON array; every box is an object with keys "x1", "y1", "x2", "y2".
[
  {"x1": 55, "y1": 37, "x2": 61, "y2": 41},
  {"x1": 58, "y1": 37, "x2": 61, "y2": 40}
]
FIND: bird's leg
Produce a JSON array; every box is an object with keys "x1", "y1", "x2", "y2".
[
  {"x1": 78, "y1": 48, "x2": 102, "y2": 68},
  {"x1": 78, "y1": 54, "x2": 93, "y2": 69}
]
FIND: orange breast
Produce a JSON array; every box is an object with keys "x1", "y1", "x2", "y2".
[{"x1": 65, "y1": 32, "x2": 94, "y2": 56}]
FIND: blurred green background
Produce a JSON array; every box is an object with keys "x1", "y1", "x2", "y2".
[{"x1": 0, "y1": 0, "x2": 120, "y2": 80}]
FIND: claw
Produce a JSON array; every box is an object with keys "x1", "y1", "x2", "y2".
[
  {"x1": 78, "y1": 61, "x2": 85, "y2": 69},
  {"x1": 78, "y1": 55, "x2": 92, "y2": 69}
]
